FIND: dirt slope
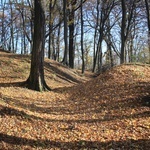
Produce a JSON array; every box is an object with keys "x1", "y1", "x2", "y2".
[
  {"x1": 0, "y1": 51, "x2": 150, "y2": 150},
  {"x1": 0, "y1": 51, "x2": 93, "y2": 89}
]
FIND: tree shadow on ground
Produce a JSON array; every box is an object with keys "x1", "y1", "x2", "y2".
[
  {"x1": 52, "y1": 86, "x2": 75, "y2": 93},
  {"x1": 0, "y1": 81, "x2": 25, "y2": 88},
  {"x1": 44, "y1": 61, "x2": 85, "y2": 84},
  {"x1": 0, "y1": 106, "x2": 39, "y2": 121},
  {"x1": 1, "y1": 80, "x2": 149, "y2": 125},
  {"x1": 141, "y1": 95, "x2": 150, "y2": 107},
  {"x1": 0, "y1": 133, "x2": 149, "y2": 149},
  {"x1": 0, "y1": 102, "x2": 149, "y2": 124}
]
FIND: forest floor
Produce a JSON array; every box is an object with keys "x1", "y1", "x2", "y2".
[{"x1": 0, "y1": 51, "x2": 150, "y2": 150}]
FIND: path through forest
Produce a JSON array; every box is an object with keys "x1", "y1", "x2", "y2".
[{"x1": 0, "y1": 51, "x2": 150, "y2": 149}]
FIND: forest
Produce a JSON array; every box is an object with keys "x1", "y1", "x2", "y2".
[
  {"x1": 0, "y1": 0, "x2": 150, "y2": 67},
  {"x1": 0, "y1": 0, "x2": 150, "y2": 149}
]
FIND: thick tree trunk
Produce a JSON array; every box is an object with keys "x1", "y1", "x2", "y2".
[
  {"x1": 69, "y1": 13, "x2": 75, "y2": 68},
  {"x1": 25, "y1": 0, "x2": 50, "y2": 91},
  {"x1": 120, "y1": 0, "x2": 126, "y2": 64},
  {"x1": 145, "y1": 0, "x2": 150, "y2": 64},
  {"x1": 68, "y1": 0, "x2": 77, "y2": 68}
]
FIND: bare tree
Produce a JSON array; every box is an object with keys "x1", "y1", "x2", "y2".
[
  {"x1": 80, "y1": 0, "x2": 85, "y2": 73},
  {"x1": 120, "y1": 0, "x2": 137, "y2": 64},
  {"x1": 93, "y1": 0, "x2": 115, "y2": 72}
]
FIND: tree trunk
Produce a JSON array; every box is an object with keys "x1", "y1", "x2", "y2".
[
  {"x1": 120, "y1": 0, "x2": 126, "y2": 64},
  {"x1": 97, "y1": 35, "x2": 103, "y2": 72},
  {"x1": 27, "y1": 0, "x2": 34, "y2": 53},
  {"x1": 68, "y1": 0, "x2": 77, "y2": 68},
  {"x1": 145, "y1": 0, "x2": 150, "y2": 64},
  {"x1": 1, "y1": 2, "x2": 5, "y2": 49},
  {"x1": 15, "y1": 32, "x2": 19, "y2": 53},
  {"x1": 10, "y1": 1, "x2": 14, "y2": 52},
  {"x1": 81, "y1": 0, "x2": 85, "y2": 73},
  {"x1": 48, "y1": 0, "x2": 52, "y2": 59},
  {"x1": 52, "y1": 33, "x2": 56, "y2": 60},
  {"x1": 56, "y1": 19, "x2": 61, "y2": 61},
  {"x1": 25, "y1": 0, "x2": 50, "y2": 91},
  {"x1": 93, "y1": 0, "x2": 100, "y2": 72},
  {"x1": 120, "y1": 0, "x2": 135, "y2": 64},
  {"x1": 20, "y1": 7, "x2": 27, "y2": 54},
  {"x1": 69, "y1": 13, "x2": 75, "y2": 68},
  {"x1": 62, "y1": 0, "x2": 68, "y2": 65}
]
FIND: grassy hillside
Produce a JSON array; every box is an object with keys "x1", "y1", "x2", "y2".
[{"x1": 0, "y1": 51, "x2": 150, "y2": 150}]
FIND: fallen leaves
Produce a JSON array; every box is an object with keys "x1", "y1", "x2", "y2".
[{"x1": 0, "y1": 51, "x2": 150, "y2": 149}]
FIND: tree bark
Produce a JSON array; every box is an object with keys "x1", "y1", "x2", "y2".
[
  {"x1": 68, "y1": 10, "x2": 75, "y2": 68},
  {"x1": 56, "y1": 18, "x2": 61, "y2": 61},
  {"x1": 1, "y1": 2, "x2": 5, "y2": 49},
  {"x1": 120, "y1": 0, "x2": 126, "y2": 64},
  {"x1": 92, "y1": 0, "x2": 100, "y2": 72},
  {"x1": 68, "y1": 0, "x2": 77, "y2": 68},
  {"x1": 10, "y1": 1, "x2": 14, "y2": 52},
  {"x1": 48, "y1": 0, "x2": 52, "y2": 59},
  {"x1": 145, "y1": 0, "x2": 150, "y2": 64},
  {"x1": 120, "y1": 0, "x2": 136, "y2": 64},
  {"x1": 62, "y1": 0, "x2": 68, "y2": 65},
  {"x1": 81, "y1": 0, "x2": 85, "y2": 73},
  {"x1": 25, "y1": 0, "x2": 50, "y2": 91}
]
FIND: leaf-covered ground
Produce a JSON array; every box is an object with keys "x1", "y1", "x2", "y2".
[{"x1": 0, "y1": 51, "x2": 150, "y2": 150}]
